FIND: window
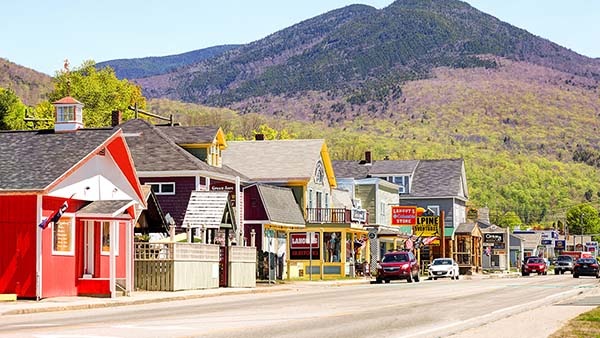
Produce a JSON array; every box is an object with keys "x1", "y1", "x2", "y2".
[
  {"x1": 150, "y1": 182, "x2": 175, "y2": 195},
  {"x1": 384, "y1": 175, "x2": 409, "y2": 194},
  {"x1": 427, "y1": 205, "x2": 440, "y2": 216},
  {"x1": 57, "y1": 106, "x2": 75, "y2": 122},
  {"x1": 101, "y1": 221, "x2": 119, "y2": 255},
  {"x1": 308, "y1": 189, "x2": 313, "y2": 209},
  {"x1": 52, "y1": 216, "x2": 74, "y2": 255}
]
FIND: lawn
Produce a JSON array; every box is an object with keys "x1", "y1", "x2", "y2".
[{"x1": 550, "y1": 307, "x2": 600, "y2": 338}]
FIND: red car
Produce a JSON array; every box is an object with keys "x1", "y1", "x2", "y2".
[
  {"x1": 522, "y1": 257, "x2": 547, "y2": 276},
  {"x1": 376, "y1": 251, "x2": 420, "y2": 283}
]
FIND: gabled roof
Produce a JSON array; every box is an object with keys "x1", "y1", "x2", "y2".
[
  {"x1": 455, "y1": 222, "x2": 481, "y2": 236},
  {"x1": 405, "y1": 159, "x2": 467, "y2": 200},
  {"x1": 0, "y1": 128, "x2": 116, "y2": 191},
  {"x1": 156, "y1": 125, "x2": 225, "y2": 146},
  {"x1": 369, "y1": 160, "x2": 419, "y2": 176},
  {"x1": 332, "y1": 161, "x2": 370, "y2": 179},
  {"x1": 76, "y1": 200, "x2": 135, "y2": 218},
  {"x1": 116, "y1": 119, "x2": 242, "y2": 179},
  {"x1": 256, "y1": 184, "x2": 305, "y2": 227},
  {"x1": 182, "y1": 191, "x2": 234, "y2": 230},
  {"x1": 223, "y1": 139, "x2": 332, "y2": 184}
]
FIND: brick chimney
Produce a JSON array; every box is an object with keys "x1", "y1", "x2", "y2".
[
  {"x1": 111, "y1": 110, "x2": 122, "y2": 127},
  {"x1": 255, "y1": 133, "x2": 265, "y2": 141},
  {"x1": 365, "y1": 151, "x2": 372, "y2": 164}
]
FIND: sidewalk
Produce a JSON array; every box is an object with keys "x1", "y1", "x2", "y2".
[{"x1": 1, "y1": 273, "x2": 513, "y2": 316}]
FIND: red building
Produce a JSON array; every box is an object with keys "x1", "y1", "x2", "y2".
[{"x1": 0, "y1": 97, "x2": 145, "y2": 299}]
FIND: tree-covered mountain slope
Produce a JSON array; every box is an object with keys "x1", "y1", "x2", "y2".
[
  {"x1": 0, "y1": 58, "x2": 53, "y2": 105},
  {"x1": 96, "y1": 44, "x2": 241, "y2": 79},
  {"x1": 135, "y1": 0, "x2": 600, "y2": 120}
]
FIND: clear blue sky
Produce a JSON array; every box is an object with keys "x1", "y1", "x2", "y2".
[{"x1": 2, "y1": 0, "x2": 599, "y2": 76}]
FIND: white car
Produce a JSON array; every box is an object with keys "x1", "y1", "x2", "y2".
[{"x1": 428, "y1": 258, "x2": 460, "y2": 280}]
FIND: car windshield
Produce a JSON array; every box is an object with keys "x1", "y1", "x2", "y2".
[
  {"x1": 527, "y1": 258, "x2": 544, "y2": 264},
  {"x1": 577, "y1": 258, "x2": 597, "y2": 264},
  {"x1": 432, "y1": 259, "x2": 452, "y2": 265},
  {"x1": 557, "y1": 256, "x2": 573, "y2": 262},
  {"x1": 382, "y1": 253, "x2": 409, "y2": 263}
]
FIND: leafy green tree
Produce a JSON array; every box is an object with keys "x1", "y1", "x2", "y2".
[
  {"x1": 566, "y1": 204, "x2": 600, "y2": 236},
  {"x1": 495, "y1": 211, "x2": 522, "y2": 230},
  {"x1": 0, "y1": 88, "x2": 27, "y2": 130},
  {"x1": 50, "y1": 60, "x2": 146, "y2": 127}
]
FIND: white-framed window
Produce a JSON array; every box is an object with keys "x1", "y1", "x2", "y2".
[
  {"x1": 101, "y1": 221, "x2": 119, "y2": 256},
  {"x1": 150, "y1": 182, "x2": 175, "y2": 195},
  {"x1": 386, "y1": 175, "x2": 409, "y2": 194},
  {"x1": 57, "y1": 106, "x2": 75, "y2": 122},
  {"x1": 427, "y1": 205, "x2": 440, "y2": 216},
  {"x1": 325, "y1": 193, "x2": 330, "y2": 209},
  {"x1": 52, "y1": 215, "x2": 75, "y2": 256}
]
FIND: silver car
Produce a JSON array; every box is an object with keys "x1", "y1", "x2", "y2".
[{"x1": 428, "y1": 258, "x2": 460, "y2": 280}]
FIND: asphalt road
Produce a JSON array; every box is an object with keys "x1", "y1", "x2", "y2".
[{"x1": 1, "y1": 275, "x2": 598, "y2": 338}]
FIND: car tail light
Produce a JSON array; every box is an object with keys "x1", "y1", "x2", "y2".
[
  {"x1": 575, "y1": 264, "x2": 581, "y2": 268},
  {"x1": 591, "y1": 264, "x2": 599, "y2": 268}
]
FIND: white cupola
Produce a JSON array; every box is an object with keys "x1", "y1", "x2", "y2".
[{"x1": 53, "y1": 96, "x2": 84, "y2": 132}]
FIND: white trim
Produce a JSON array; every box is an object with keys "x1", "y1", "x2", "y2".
[
  {"x1": 36, "y1": 194, "x2": 43, "y2": 300},
  {"x1": 51, "y1": 214, "x2": 75, "y2": 256},
  {"x1": 149, "y1": 182, "x2": 176, "y2": 195},
  {"x1": 109, "y1": 221, "x2": 116, "y2": 299},
  {"x1": 137, "y1": 170, "x2": 241, "y2": 183},
  {"x1": 84, "y1": 221, "x2": 95, "y2": 276},
  {"x1": 101, "y1": 221, "x2": 119, "y2": 256},
  {"x1": 126, "y1": 221, "x2": 132, "y2": 295}
]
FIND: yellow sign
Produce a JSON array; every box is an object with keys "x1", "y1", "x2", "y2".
[{"x1": 414, "y1": 216, "x2": 440, "y2": 237}]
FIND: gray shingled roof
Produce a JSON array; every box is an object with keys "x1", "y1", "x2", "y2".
[
  {"x1": 332, "y1": 161, "x2": 370, "y2": 179},
  {"x1": 257, "y1": 184, "x2": 305, "y2": 227},
  {"x1": 76, "y1": 200, "x2": 132, "y2": 216},
  {"x1": 455, "y1": 222, "x2": 479, "y2": 235},
  {"x1": 369, "y1": 160, "x2": 419, "y2": 176},
  {"x1": 156, "y1": 126, "x2": 220, "y2": 144},
  {"x1": 223, "y1": 139, "x2": 324, "y2": 181},
  {"x1": 117, "y1": 119, "x2": 242, "y2": 179},
  {"x1": 405, "y1": 159, "x2": 466, "y2": 199},
  {"x1": 0, "y1": 128, "x2": 116, "y2": 191}
]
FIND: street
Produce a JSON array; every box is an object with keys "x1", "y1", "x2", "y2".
[{"x1": 1, "y1": 275, "x2": 598, "y2": 338}]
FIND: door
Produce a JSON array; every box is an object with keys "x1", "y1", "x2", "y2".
[{"x1": 84, "y1": 221, "x2": 95, "y2": 276}]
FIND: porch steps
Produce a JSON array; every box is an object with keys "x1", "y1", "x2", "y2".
[{"x1": 0, "y1": 294, "x2": 16, "y2": 302}]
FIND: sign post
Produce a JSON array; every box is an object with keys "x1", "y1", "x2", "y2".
[{"x1": 308, "y1": 232, "x2": 313, "y2": 281}]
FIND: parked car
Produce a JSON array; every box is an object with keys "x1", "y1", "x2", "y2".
[
  {"x1": 573, "y1": 258, "x2": 600, "y2": 278},
  {"x1": 376, "y1": 251, "x2": 420, "y2": 284},
  {"x1": 522, "y1": 257, "x2": 547, "y2": 276},
  {"x1": 427, "y1": 258, "x2": 460, "y2": 280},
  {"x1": 554, "y1": 255, "x2": 574, "y2": 275},
  {"x1": 520, "y1": 256, "x2": 536, "y2": 271}
]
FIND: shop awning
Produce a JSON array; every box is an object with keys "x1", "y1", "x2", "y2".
[{"x1": 76, "y1": 200, "x2": 136, "y2": 218}]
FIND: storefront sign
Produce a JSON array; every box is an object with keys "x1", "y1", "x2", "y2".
[
  {"x1": 391, "y1": 206, "x2": 417, "y2": 226},
  {"x1": 541, "y1": 239, "x2": 553, "y2": 246},
  {"x1": 290, "y1": 232, "x2": 320, "y2": 260},
  {"x1": 555, "y1": 240, "x2": 565, "y2": 249},
  {"x1": 414, "y1": 216, "x2": 440, "y2": 236},
  {"x1": 483, "y1": 233, "x2": 504, "y2": 244},
  {"x1": 351, "y1": 208, "x2": 367, "y2": 222}
]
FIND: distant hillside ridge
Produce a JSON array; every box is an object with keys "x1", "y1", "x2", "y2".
[
  {"x1": 134, "y1": 0, "x2": 600, "y2": 115},
  {"x1": 0, "y1": 58, "x2": 53, "y2": 105},
  {"x1": 96, "y1": 44, "x2": 241, "y2": 79}
]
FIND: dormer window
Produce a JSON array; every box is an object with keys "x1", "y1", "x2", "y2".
[{"x1": 57, "y1": 105, "x2": 80, "y2": 122}]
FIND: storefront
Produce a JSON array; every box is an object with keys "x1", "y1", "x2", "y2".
[{"x1": 286, "y1": 225, "x2": 369, "y2": 279}]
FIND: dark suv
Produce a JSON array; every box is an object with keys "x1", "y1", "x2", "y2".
[
  {"x1": 376, "y1": 251, "x2": 420, "y2": 283},
  {"x1": 554, "y1": 255, "x2": 574, "y2": 275}
]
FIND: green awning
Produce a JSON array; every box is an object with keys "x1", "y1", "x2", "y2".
[{"x1": 444, "y1": 227, "x2": 455, "y2": 237}]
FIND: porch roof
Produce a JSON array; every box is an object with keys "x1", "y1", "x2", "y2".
[
  {"x1": 257, "y1": 184, "x2": 305, "y2": 228},
  {"x1": 76, "y1": 200, "x2": 135, "y2": 218}
]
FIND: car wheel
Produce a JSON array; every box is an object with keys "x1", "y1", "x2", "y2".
[
  {"x1": 455, "y1": 274, "x2": 460, "y2": 280},
  {"x1": 428, "y1": 276, "x2": 432, "y2": 280},
  {"x1": 414, "y1": 273, "x2": 420, "y2": 282},
  {"x1": 521, "y1": 272, "x2": 528, "y2": 277},
  {"x1": 433, "y1": 277, "x2": 437, "y2": 280},
  {"x1": 573, "y1": 274, "x2": 579, "y2": 278},
  {"x1": 554, "y1": 269, "x2": 558, "y2": 275},
  {"x1": 385, "y1": 279, "x2": 391, "y2": 284},
  {"x1": 596, "y1": 273, "x2": 600, "y2": 279},
  {"x1": 407, "y1": 273, "x2": 413, "y2": 283},
  {"x1": 376, "y1": 278, "x2": 382, "y2": 284}
]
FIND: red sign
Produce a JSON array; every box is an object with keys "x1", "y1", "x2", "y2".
[
  {"x1": 290, "y1": 232, "x2": 320, "y2": 249},
  {"x1": 391, "y1": 206, "x2": 417, "y2": 226}
]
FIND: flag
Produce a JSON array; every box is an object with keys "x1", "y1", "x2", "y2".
[{"x1": 38, "y1": 200, "x2": 70, "y2": 229}]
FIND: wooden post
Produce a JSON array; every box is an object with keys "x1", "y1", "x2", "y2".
[{"x1": 440, "y1": 210, "x2": 446, "y2": 258}]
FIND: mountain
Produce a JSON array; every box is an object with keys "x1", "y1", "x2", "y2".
[
  {"x1": 134, "y1": 0, "x2": 600, "y2": 118},
  {"x1": 96, "y1": 45, "x2": 241, "y2": 79},
  {"x1": 0, "y1": 58, "x2": 53, "y2": 105}
]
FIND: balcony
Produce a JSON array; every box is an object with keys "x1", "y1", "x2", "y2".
[{"x1": 305, "y1": 208, "x2": 368, "y2": 225}]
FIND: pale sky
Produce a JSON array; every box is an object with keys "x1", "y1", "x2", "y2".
[{"x1": 2, "y1": 0, "x2": 598, "y2": 76}]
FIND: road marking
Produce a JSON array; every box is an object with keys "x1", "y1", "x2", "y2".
[
  {"x1": 14, "y1": 324, "x2": 60, "y2": 328},
  {"x1": 112, "y1": 324, "x2": 193, "y2": 330},
  {"x1": 33, "y1": 335, "x2": 119, "y2": 338}
]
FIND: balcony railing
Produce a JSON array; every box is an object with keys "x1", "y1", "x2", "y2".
[{"x1": 305, "y1": 208, "x2": 368, "y2": 224}]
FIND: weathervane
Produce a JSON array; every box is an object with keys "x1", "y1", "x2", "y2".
[{"x1": 64, "y1": 58, "x2": 71, "y2": 96}]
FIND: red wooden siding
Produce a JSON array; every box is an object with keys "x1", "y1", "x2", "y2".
[{"x1": 0, "y1": 195, "x2": 37, "y2": 298}]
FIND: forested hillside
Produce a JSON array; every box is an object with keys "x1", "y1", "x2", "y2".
[
  {"x1": 0, "y1": 58, "x2": 52, "y2": 105},
  {"x1": 96, "y1": 45, "x2": 240, "y2": 79}
]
